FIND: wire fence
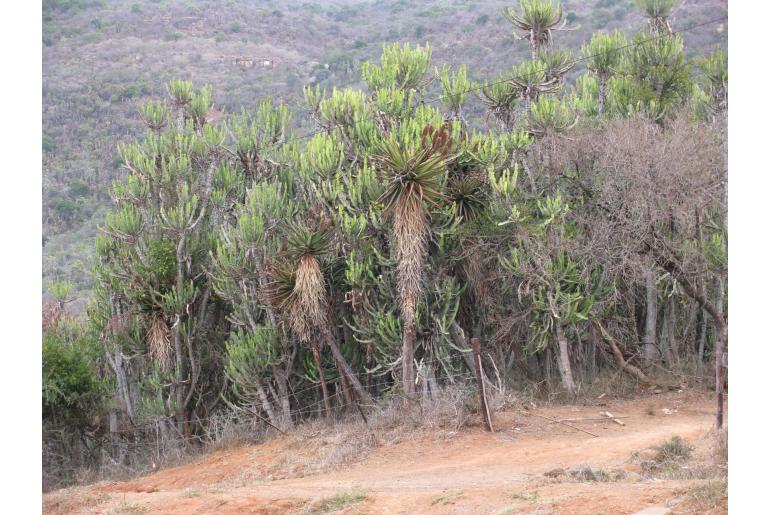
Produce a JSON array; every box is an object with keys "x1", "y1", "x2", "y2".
[{"x1": 109, "y1": 361, "x2": 482, "y2": 438}]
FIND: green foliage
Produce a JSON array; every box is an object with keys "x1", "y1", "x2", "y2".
[
  {"x1": 447, "y1": 177, "x2": 488, "y2": 223},
  {"x1": 284, "y1": 224, "x2": 335, "y2": 262},
  {"x1": 376, "y1": 135, "x2": 448, "y2": 213},
  {"x1": 569, "y1": 74, "x2": 600, "y2": 116},
  {"x1": 529, "y1": 95, "x2": 576, "y2": 136},
  {"x1": 529, "y1": 252, "x2": 595, "y2": 352},
  {"x1": 43, "y1": 323, "x2": 104, "y2": 429},
  {"x1": 614, "y1": 32, "x2": 691, "y2": 118},
  {"x1": 698, "y1": 46, "x2": 727, "y2": 112},
  {"x1": 43, "y1": 133, "x2": 56, "y2": 153},
  {"x1": 362, "y1": 42, "x2": 432, "y2": 92},
  {"x1": 538, "y1": 48, "x2": 574, "y2": 82},
  {"x1": 225, "y1": 327, "x2": 280, "y2": 401},
  {"x1": 582, "y1": 30, "x2": 627, "y2": 81},
  {"x1": 503, "y1": 0, "x2": 568, "y2": 52},
  {"x1": 140, "y1": 100, "x2": 171, "y2": 131},
  {"x1": 435, "y1": 64, "x2": 470, "y2": 116},
  {"x1": 49, "y1": 280, "x2": 74, "y2": 304},
  {"x1": 634, "y1": 0, "x2": 678, "y2": 21}
]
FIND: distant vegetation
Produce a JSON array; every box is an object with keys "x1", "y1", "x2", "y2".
[{"x1": 42, "y1": 0, "x2": 727, "y2": 299}]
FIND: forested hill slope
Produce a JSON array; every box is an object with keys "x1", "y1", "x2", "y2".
[{"x1": 42, "y1": 0, "x2": 727, "y2": 303}]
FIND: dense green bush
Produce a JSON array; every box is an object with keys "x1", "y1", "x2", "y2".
[{"x1": 42, "y1": 323, "x2": 104, "y2": 430}]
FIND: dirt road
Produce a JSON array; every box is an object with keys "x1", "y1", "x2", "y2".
[{"x1": 43, "y1": 391, "x2": 727, "y2": 514}]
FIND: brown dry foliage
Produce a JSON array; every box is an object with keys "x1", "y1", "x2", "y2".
[
  {"x1": 291, "y1": 254, "x2": 328, "y2": 343},
  {"x1": 392, "y1": 195, "x2": 430, "y2": 328},
  {"x1": 147, "y1": 315, "x2": 172, "y2": 370},
  {"x1": 551, "y1": 114, "x2": 725, "y2": 285}
]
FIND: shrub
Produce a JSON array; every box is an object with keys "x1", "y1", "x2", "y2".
[
  {"x1": 43, "y1": 133, "x2": 56, "y2": 153},
  {"x1": 655, "y1": 435, "x2": 695, "y2": 463},
  {"x1": 42, "y1": 326, "x2": 104, "y2": 430},
  {"x1": 68, "y1": 179, "x2": 91, "y2": 199},
  {"x1": 53, "y1": 199, "x2": 80, "y2": 223}
]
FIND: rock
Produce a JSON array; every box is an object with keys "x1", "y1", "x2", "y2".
[
  {"x1": 544, "y1": 467, "x2": 565, "y2": 478},
  {"x1": 568, "y1": 466, "x2": 596, "y2": 481}
]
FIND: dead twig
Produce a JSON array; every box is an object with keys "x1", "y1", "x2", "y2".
[{"x1": 518, "y1": 411, "x2": 599, "y2": 437}]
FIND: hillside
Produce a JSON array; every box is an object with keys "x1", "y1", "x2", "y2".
[{"x1": 42, "y1": 0, "x2": 728, "y2": 302}]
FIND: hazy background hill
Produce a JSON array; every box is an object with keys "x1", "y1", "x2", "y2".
[{"x1": 42, "y1": 0, "x2": 727, "y2": 306}]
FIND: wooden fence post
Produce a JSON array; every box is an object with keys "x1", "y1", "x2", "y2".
[{"x1": 471, "y1": 337, "x2": 494, "y2": 432}]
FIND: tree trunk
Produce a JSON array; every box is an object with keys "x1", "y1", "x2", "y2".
[
  {"x1": 310, "y1": 343, "x2": 331, "y2": 418},
  {"x1": 667, "y1": 297, "x2": 678, "y2": 363},
  {"x1": 272, "y1": 367, "x2": 293, "y2": 430},
  {"x1": 109, "y1": 408, "x2": 119, "y2": 461},
  {"x1": 598, "y1": 77, "x2": 607, "y2": 115},
  {"x1": 255, "y1": 382, "x2": 280, "y2": 428},
  {"x1": 402, "y1": 323, "x2": 416, "y2": 397},
  {"x1": 682, "y1": 299, "x2": 698, "y2": 358},
  {"x1": 714, "y1": 276, "x2": 726, "y2": 429},
  {"x1": 323, "y1": 327, "x2": 372, "y2": 404},
  {"x1": 587, "y1": 323, "x2": 599, "y2": 380},
  {"x1": 450, "y1": 322, "x2": 493, "y2": 385},
  {"x1": 594, "y1": 320, "x2": 651, "y2": 384},
  {"x1": 643, "y1": 269, "x2": 658, "y2": 367},
  {"x1": 697, "y1": 307, "x2": 708, "y2": 366},
  {"x1": 554, "y1": 324, "x2": 576, "y2": 394},
  {"x1": 652, "y1": 246, "x2": 728, "y2": 429}
]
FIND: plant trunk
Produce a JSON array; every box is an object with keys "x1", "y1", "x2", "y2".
[
  {"x1": 667, "y1": 297, "x2": 678, "y2": 363},
  {"x1": 402, "y1": 323, "x2": 417, "y2": 397},
  {"x1": 554, "y1": 324, "x2": 576, "y2": 394},
  {"x1": 109, "y1": 408, "x2": 119, "y2": 461},
  {"x1": 323, "y1": 327, "x2": 372, "y2": 404},
  {"x1": 255, "y1": 382, "x2": 280, "y2": 428},
  {"x1": 594, "y1": 320, "x2": 652, "y2": 384},
  {"x1": 697, "y1": 307, "x2": 708, "y2": 366},
  {"x1": 587, "y1": 323, "x2": 599, "y2": 379},
  {"x1": 652, "y1": 245, "x2": 728, "y2": 430},
  {"x1": 598, "y1": 77, "x2": 607, "y2": 114},
  {"x1": 272, "y1": 368, "x2": 294, "y2": 430},
  {"x1": 310, "y1": 343, "x2": 331, "y2": 418},
  {"x1": 643, "y1": 268, "x2": 658, "y2": 367},
  {"x1": 714, "y1": 276, "x2": 726, "y2": 429}
]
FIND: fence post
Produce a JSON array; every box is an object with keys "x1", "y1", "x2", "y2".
[{"x1": 471, "y1": 337, "x2": 494, "y2": 432}]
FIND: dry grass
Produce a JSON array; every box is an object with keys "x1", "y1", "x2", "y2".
[
  {"x1": 255, "y1": 385, "x2": 480, "y2": 480},
  {"x1": 43, "y1": 488, "x2": 110, "y2": 515},
  {"x1": 710, "y1": 427, "x2": 728, "y2": 466},
  {"x1": 567, "y1": 465, "x2": 626, "y2": 482},
  {"x1": 654, "y1": 435, "x2": 695, "y2": 462},
  {"x1": 677, "y1": 478, "x2": 727, "y2": 513},
  {"x1": 305, "y1": 490, "x2": 366, "y2": 514},
  {"x1": 103, "y1": 501, "x2": 149, "y2": 514},
  {"x1": 632, "y1": 432, "x2": 727, "y2": 483},
  {"x1": 430, "y1": 490, "x2": 464, "y2": 506}
]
